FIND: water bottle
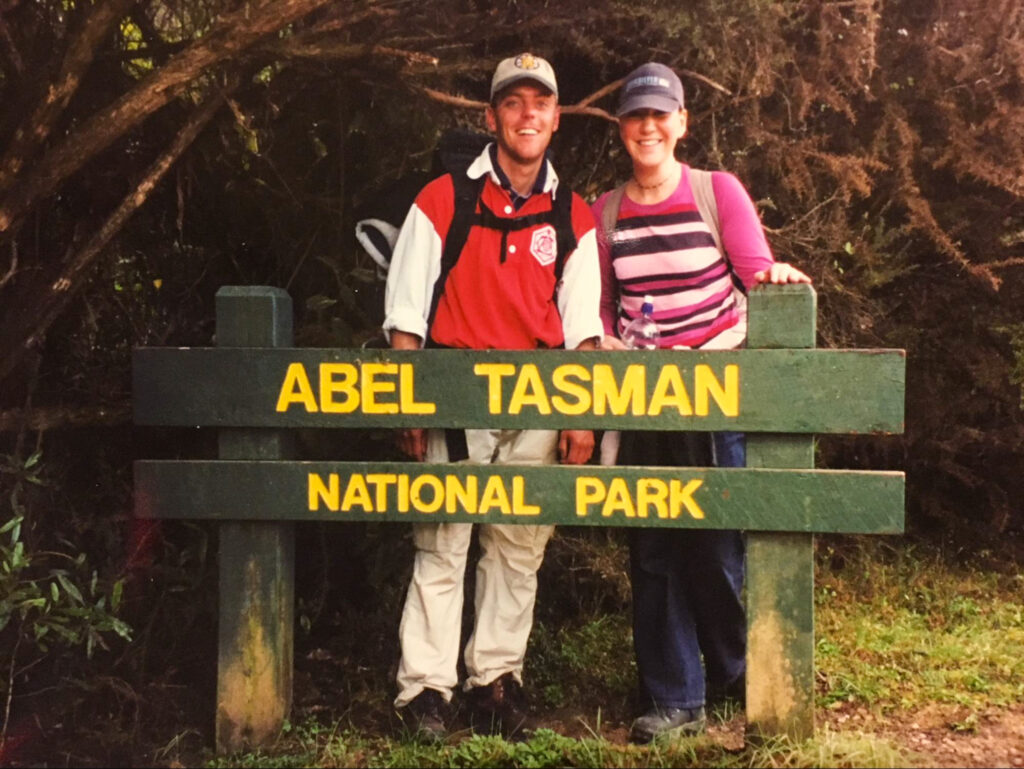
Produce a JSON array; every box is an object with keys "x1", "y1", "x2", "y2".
[{"x1": 621, "y1": 295, "x2": 660, "y2": 350}]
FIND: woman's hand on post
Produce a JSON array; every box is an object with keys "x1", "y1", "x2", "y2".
[
  {"x1": 559, "y1": 429, "x2": 595, "y2": 465},
  {"x1": 397, "y1": 427, "x2": 427, "y2": 461},
  {"x1": 754, "y1": 262, "x2": 812, "y2": 284}
]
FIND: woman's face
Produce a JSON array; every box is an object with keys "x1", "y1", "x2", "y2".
[{"x1": 618, "y1": 108, "x2": 688, "y2": 169}]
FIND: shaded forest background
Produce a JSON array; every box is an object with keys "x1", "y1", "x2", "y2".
[{"x1": 0, "y1": 0, "x2": 1021, "y2": 762}]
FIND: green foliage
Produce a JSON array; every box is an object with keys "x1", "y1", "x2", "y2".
[
  {"x1": 996, "y1": 323, "x2": 1024, "y2": 410},
  {"x1": 528, "y1": 615, "x2": 634, "y2": 710},
  {"x1": 0, "y1": 451, "x2": 132, "y2": 740}
]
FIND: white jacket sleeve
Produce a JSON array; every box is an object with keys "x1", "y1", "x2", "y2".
[
  {"x1": 556, "y1": 227, "x2": 605, "y2": 350},
  {"x1": 382, "y1": 203, "x2": 444, "y2": 345}
]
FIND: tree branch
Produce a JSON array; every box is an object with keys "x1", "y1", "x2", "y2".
[
  {"x1": 0, "y1": 0, "x2": 335, "y2": 240},
  {"x1": 266, "y1": 39, "x2": 438, "y2": 67},
  {"x1": 0, "y1": 88, "x2": 229, "y2": 384},
  {"x1": 0, "y1": 0, "x2": 135, "y2": 194},
  {"x1": 0, "y1": 9, "x2": 25, "y2": 76},
  {"x1": 419, "y1": 86, "x2": 487, "y2": 110},
  {"x1": 678, "y1": 68, "x2": 733, "y2": 96},
  {"x1": 418, "y1": 86, "x2": 617, "y2": 123},
  {"x1": 0, "y1": 403, "x2": 131, "y2": 432},
  {"x1": 576, "y1": 77, "x2": 624, "y2": 108}
]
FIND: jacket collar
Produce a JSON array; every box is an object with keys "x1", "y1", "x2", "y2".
[{"x1": 467, "y1": 143, "x2": 561, "y2": 200}]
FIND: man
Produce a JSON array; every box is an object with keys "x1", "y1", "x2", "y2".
[{"x1": 383, "y1": 53, "x2": 603, "y2": 740}]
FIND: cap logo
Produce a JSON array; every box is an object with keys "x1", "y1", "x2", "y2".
[
  {"x1": 514, "y1": 53, "x2": 541, "y2": 71},
  {"x1": 626, "y1": 75, "x2": 671, "y2": 92}
]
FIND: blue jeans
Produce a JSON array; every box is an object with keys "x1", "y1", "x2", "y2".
[{"x1": 626, "y1": 431, "x2": 746, "y2": 711}]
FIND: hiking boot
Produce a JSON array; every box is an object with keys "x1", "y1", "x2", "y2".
[
  {"x1": 629, "y1": 705, "x2": 706, "y2": 744},
  {"x1": 400, "y1": 688, "x2": 447, "y2": 742},
  {"x1": 465, "y1": 673, "x2": 534, "y2": 739}
]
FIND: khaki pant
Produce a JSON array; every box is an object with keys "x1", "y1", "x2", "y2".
[{"x1": 394, "y1": 428, "x2": 558, "y2": 707}]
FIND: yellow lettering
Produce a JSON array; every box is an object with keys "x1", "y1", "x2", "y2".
[
  {"x1": 399, "y1": 363, "x2": 436, "y2": 414},
  {"x1": 695, "y1": 364, "x2": 739, "y2": 417},
  {"x1": 508, "y1": 365, "x2": 551, "y2": 415},
  {"x1": 479, "y1": 476, "x2": 512, "y2": 514},
  {"x1": 362, "y1": 362, "x2": 399, "y2": 414},
  {"x1": 276, "y1": 363, "x2": 318, "y2": 412},
  {"x1": 308, "y1": 473, "x2": 339, "y2": 511},
  {"x1": 551, "y1": 364, "x2": 592, "y2": 415},
  {"x1": 511, "y1": 476, "x2": 540, "y2": 516},
  {"x1": 366, "y1": 474, "x2": 397, "y2": 510},
  {"x1": 340, "y1": 474, "x2": 374, "y2": 512},
  {"x1": 593, "y1": 364, "x2": 646, "y2": 415},
  {"x1": 670, "y1": 478, "x2": 706, "y2": 519},
  {"x1": 474, "y1": 363, "x2": 517, "y2": 414},
  {"x1": 601, "y1": 477, "x2": 637, "y2": 518},
  {"x1": 648, "y1": 365, "x2": 693, "y2": 416},
  {"x1": 411, "y1": 475, "x2": 444, "y2": 513},
  {"x1": 637, "y1": 478, "x2": 669, "y2": 519},
  {"x1": 397, "y1": 475, "x2": 410, "y2": 512},
  {"x1": 319, "y1": 363, "x2": 359, "y2": 413},
  {"x1": 445, "y1": 475, "x2": 478, "y2": 513},
  {"x1": 575, "y1": 477, "x2": 606, "y2": 516}
]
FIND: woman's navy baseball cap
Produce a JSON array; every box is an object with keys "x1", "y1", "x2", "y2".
[{"x1": 616, "y1": 62, "x2": 684, "y2": 116}]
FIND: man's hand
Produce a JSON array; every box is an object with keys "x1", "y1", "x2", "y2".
[
  {"x1": 397, "y1": 427, "x2": 427, "y2": 461},
  {"x1": 390, "y1": 330, "x2": 425, "y2": 460},
  {"x1": 559, "y1": 429, "x2": 594, "y2": 465},
  {"x1": 753, "y1": 262, "x2": 812, "y2": 284}
]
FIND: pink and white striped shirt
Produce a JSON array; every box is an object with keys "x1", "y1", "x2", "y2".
[{"x1": 593, "y1": 166, "x2": 775, "y2": 350}]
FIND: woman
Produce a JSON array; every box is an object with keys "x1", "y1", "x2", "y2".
[{"x1": 593, "y1": 62, "x2": 811, "y2": 745}]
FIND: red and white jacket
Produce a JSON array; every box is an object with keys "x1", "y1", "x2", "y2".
[{"x1": 383, "y1": 146, "x2": 603, "y2": 350}]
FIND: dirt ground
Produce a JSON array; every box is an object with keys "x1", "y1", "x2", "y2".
[
  {"x1": 537, "y1": 701, "x2": 1024, "y2": 768},
  {"x1": 823, "y1": 702, "x2": 1024, "y2": 769}
]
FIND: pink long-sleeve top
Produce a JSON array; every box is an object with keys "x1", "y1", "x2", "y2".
[{"x1": 592, "y1": 166, "x2": 775, "y2": 350}]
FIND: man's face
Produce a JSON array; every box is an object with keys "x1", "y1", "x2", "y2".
[{"x1": 485, "y1": 82, "x2": 560, "y2": 167}]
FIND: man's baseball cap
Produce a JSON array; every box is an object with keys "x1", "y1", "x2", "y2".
[
  {"x1": 616, "y1": 62, "x2": 684, "y2": 116},
  {"x1": 490, "y1": 53, "x2": 558, "y2": 101}
]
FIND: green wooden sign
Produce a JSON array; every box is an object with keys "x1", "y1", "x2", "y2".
[
  {"x1": 131, "y1": 284, "x2": 908, "y2": 752},
  {"x1": 133, "y1": 347, "x2": 905, "y2": 433},
  {"x1": 134, "y1": 460, "x2": 904, "y2": 533}
]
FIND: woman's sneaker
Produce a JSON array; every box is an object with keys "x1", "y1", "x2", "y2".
[{"x1": 629, "y1": 705, "x2": 706, "y2": 744}]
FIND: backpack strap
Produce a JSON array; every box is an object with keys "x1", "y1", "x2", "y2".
[
  {"x1": 426, "y1": 170, "x2": 485, "y2": 336},
  {"x1": 551, "y1": 185, "x2": 578, "y2": 291},
  {"x1": 688, "y1": 169, "x2": 723, "y2": 256},
  {"x1": 691, "y1": 168, "x2": 746, "y2": 294},
  {"x1": 600, "y1": 183, "x2": 628, "y2": 248}
]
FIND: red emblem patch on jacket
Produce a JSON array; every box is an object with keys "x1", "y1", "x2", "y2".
[{"x1": 530, "y1": 224, "x2": 557, "y2": 266}]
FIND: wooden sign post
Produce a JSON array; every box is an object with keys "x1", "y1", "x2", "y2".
[{"x1": 132, "y1": 284, "x2": 905, "y2": 752}]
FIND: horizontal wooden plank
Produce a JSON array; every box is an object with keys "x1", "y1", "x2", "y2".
[
  {"x1": 134, "y1": 460, "x2": 905, "y2": 534},
  {"x1": 133, "y1": 347, "x2": 905, "y2": 433}
]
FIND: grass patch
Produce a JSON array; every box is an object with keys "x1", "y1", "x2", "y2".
[
  {"x1": 209, "y1": 722, "x2": 916, "y2": 769},
  {"x1": 815, "y1": 540, "x2": 1024, "y2": 713}
]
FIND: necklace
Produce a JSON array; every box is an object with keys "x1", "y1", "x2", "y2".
[{"x1": 632, "y1": 167, "x2": 676, "y2": 191}]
